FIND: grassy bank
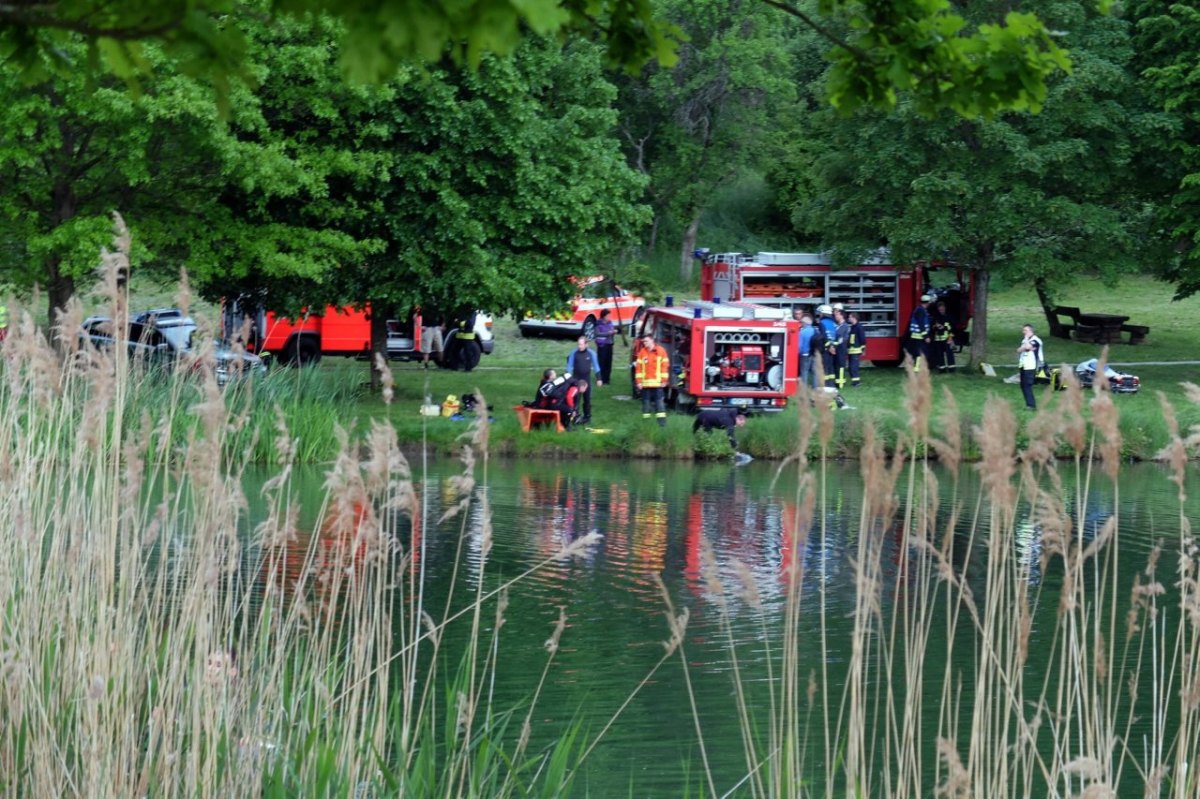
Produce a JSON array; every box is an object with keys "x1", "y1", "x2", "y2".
[{"x1": 55, "y1": 271, "x2": 1200, "y2": 465}]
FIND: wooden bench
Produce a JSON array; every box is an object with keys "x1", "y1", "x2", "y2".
[
  {"x1": 513, "y1": 405, "x2": 565, "y2": 433},
  {"x1": 1120, "y1": 323, "x2": 1150, "y2": 345},
  {"x1": 1048, "y1": 306, "x2": 1081, "y2": 339}
]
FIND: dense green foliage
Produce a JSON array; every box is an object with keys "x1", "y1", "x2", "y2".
[
  {"x1": 1130, "y1": 0, "x2": 1200, "y2": 298},
  {"x1": 5, "y1": 0, "x2": 1200, "y2": 361},
  {"x1": 776, "y1": 0, "x2": 1169, "y2": 362}
]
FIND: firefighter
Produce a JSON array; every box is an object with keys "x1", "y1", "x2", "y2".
[
  {"x1": 692, "y1": 407, "x2": 747, "y2": 449},
  {"x1": 846, "y1": 311, "x2": 866, "y2": 387},
  {"x1": 930, "y1": 300, "x2": 957, "y2": 373},
  {"x1": 634, "y1": 332, "x2": 670, "y2": 427},
  {"x1": 831, "y1": 308, "x2": 850, "y2": 390},
  {"x1": 445, "y1": 310, "x2": 480, "y2": 371},
  {"x1": 817, "y1": 304, "x2": 837, "y2": 387},
  {"x1": 906, "y1": 294, "x2": 933, "y2": 371}
]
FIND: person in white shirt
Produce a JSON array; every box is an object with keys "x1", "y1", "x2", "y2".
[{"x1": 1017, "y1": 323, "x2": 1044, "y2": 410}]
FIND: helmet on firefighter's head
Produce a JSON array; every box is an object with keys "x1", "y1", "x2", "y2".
[
  {"x1": 831, "y1": 302, "x2": 844, "y2": 312},
  {"x1": 817, "y1": 304, "x2": 832, "y2": 316},
  {"x1": 920, "y1": 294, "x2": 934, "y2": 303}
]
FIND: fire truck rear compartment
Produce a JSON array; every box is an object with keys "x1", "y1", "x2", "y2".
[{"x1": 702, "y1": 331, "x2": 786, "y2": 391}]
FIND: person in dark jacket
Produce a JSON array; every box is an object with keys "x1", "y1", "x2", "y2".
[
  {"x1": 546, "y1": 378, "x2": 588, "y2": 428},
  {"x1": 906, "y1": 294, "x2": 933, "y2": 371},
  {"x1": 692, "y1": 407, "x2": 747, "y2": 448},
  {"x1": 832, "y1": 308, "x2": 851, "y2": 390},
  {"x1": 846, "y1": 311, "x2": 866, "y2": 387},
  {"x1": 594, "y1": 309, "x2": 616, "y2": 384},
  {"x1": 930, "y1": 300, "x2": 957, "y2": 373},
  {"x1": 528, "y1": 368, "x2": 558, "y2": 408},
  {"x1": 565, "y1": 336, "x2": 602, "y2": 423},
  {"x1": 818, "y1": 304, "x2": 837, "y2": 387}
]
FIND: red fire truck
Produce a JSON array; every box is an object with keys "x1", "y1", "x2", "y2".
[
  {"x1": 698, "y1": 251, "x2": 973, "y2": 366},
  {"x1": 632, "y1": 299, "x2": 800, "y2": 412},
  {"x1": 227, "y1": 302, "x2": 493, "y2": 369}
]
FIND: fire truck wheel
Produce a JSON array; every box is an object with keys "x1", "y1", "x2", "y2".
[
  {"x1": 581, "y1": 316, "x2": 597, "y2": 340},
  {"x1": 287, "y1": 337, "x2": 320, "y2": 367},
  {"x1": 871, "y1": 359, "x2": 903, "y2": 369}
]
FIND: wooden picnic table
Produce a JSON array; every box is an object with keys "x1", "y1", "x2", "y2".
[{"x1": 1074, "y1": 313, "x2": 1130, "y2": 344}]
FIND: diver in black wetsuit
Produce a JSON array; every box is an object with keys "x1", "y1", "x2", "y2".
[{"x1": 692, "y1": 407, "x2": 747, "y2": 448}]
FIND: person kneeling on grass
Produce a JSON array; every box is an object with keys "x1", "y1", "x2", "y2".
[
  {"x1": 692, "y1": 407, "x2": 747, "y2": 449},
  {"x1": 547, "y1": 378, "x2": 588, "y2": 429}
]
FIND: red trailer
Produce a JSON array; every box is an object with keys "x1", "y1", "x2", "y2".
[
  {"x1": 632, "y1": 299, "x2": 800, "y2": 412},
  {"x1": 698, "y1": 251, "x2": 973, "y2": 366}
]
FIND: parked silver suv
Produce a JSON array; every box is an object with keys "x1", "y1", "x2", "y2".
[{"x1": 82, "y1": 308, "x2": 267, "y2": 386}]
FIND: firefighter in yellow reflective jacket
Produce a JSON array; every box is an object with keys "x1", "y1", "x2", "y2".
[
  {"x1": 831, "y1": 308, "x2": 850, "y2": 390},
  {"x1": 633, "y1": 332, "x2": 670, "y2": 427},
  {"x1": 846, "y1": 311, "x2": 866, "y2": 387},
  {"x1": 931, "y1": 300, "x2": 956, "y2": 373},
  {"x1": 906, "y1": 294, "x2": 933, "y2": 371}
]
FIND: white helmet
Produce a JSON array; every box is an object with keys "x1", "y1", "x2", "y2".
[
  {"x1": 817, "y1": 304, "x2": 832, "y2": 316},
  {"x1": 920, "y1": 294, "x2": 934, "y2": 303},
  {"x1": 831, "y1": 302, "x2": 845, "y2": 312}
]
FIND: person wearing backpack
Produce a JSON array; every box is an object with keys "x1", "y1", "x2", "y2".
[{"x1": 1017, "y1": 323, "x2": 1045, "y2": 410}]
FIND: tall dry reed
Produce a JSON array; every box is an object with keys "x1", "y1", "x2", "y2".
[
  {"x1": 0, "y1": 216, "x2": 599, "y2": 798},
  {"x1": 664, "y1": 351, "x2": 1199, "y2": 799}
]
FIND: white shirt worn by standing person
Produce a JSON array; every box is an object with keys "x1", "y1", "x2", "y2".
[{"x1": 1018, "y1": 330, "x2": 1043, "y2": 370}]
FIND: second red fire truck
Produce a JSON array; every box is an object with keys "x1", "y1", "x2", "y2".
[{"x1": 697, "y1": 250, "x2": 973, "y2": 366}]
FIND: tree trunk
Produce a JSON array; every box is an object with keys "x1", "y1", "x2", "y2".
[
  {"x1": 47, "y1": 255, "x2": 75, "y2": 331},
  {"x1": 968, "y1": 266, "x2": 990, "y2": 366},
  {"x1": 1034, "y1": 277, "x2": 1069, "y2": 338},
  {"x1": 48, "y1": 175, "x2": 79, "y2": 327},
  {"x1": 680, "y1": 211, "x2": 701, "y2": 285},
  {"x1": 369, "y1": 306, "x2": 390, "y2": 392}
]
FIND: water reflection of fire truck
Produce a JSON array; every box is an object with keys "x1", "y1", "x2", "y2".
[
  {"x1": 697, "y1": 251, "x2": 974, "y2": 367},
  {"x1": 632, "y1": 299, "x2": 800, "y2": 412}
]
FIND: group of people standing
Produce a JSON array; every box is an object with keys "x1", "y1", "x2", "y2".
[
  {"x1": 418, "y1": 307, "x2": 482, "y2": 371},
  {"x1": 525, "y1": 318, "x2": 680, "y2": 435},
  {"x1": 904, "y1": 293, "x2": 959, "y2": 374},
  {"x1": 793, "y1": 304, "x2": 866, "y2": 390},
  {"x1": 527, "y1": 310, "x2": 621, "y2": 429}
]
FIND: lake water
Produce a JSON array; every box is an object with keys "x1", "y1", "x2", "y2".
[{"x1": 256, "y1": 456, "x2": 1193, "y2": 796}]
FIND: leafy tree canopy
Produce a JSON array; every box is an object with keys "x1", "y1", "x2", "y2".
[
  {"x1": 2, "y1": 0, "x2": 1089, "y2": 118},
  {"x1": 1129, "y1": 0, "x2": 1200, "y2": 298},
  {"x1": 780, "y1": 0, "x2": 1166, "y2": 361}
]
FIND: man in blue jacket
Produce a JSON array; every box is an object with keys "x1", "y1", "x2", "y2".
[
  {"x1": 794, "y1": 310, "x2": 817, "y2": 389},
  {"x1": 566, "y1": 336, "x2": 602, "y2": 423}
]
